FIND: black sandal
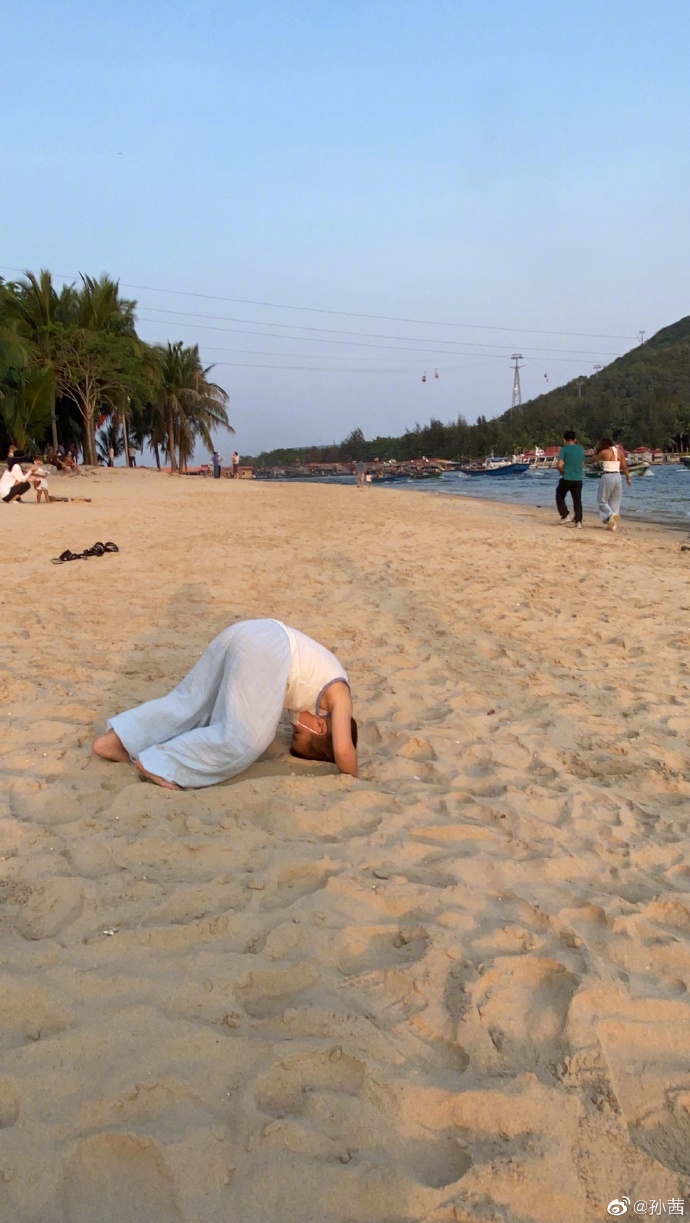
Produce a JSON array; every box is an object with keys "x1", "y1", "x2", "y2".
[
  {"x1": 103, "y1": 541, "x2": 119, "y2": 552},
  {"x1": 51, "y1": 550, "x2": 86, "y2": 564}
]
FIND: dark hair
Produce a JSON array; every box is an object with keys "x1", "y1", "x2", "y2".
[
  {"x1": 597, "y1": 437, "x2": 613, "y2": 450},
  {"x1": 563, "y1": 430, "x2": 576, "y2": 442},
  {"x1": 291, "y1": 717, "x2": 358, "y2": 763}
]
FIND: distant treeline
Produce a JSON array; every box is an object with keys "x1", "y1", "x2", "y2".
[{"x1": 248, "y1": 315, "x2": 690, "y2": 466}]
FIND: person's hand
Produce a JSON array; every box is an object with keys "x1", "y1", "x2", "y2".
[{"x1": 626, "y1": 476, "x2": 631, "y2": 486}]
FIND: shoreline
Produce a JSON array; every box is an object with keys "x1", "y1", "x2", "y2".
[
  {"x1": 376, "y1": 475, "x2": 690, "y2": 535},
  {"x1": 244, "y1": 470, "x2": 690, "y2": 534}
]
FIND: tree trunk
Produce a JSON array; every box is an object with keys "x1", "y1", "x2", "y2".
[
  {"x1": 122, "y1": 412, "x2": 131, "y2": 467},
  {"x1": 167, "y1": 402, "x2": 178, "y2": 472},
  {"x1": 154, "y1": 443, "x2": 161, "y2": 471},
  {"x1": 50, "y1": 392, "x2": 58, "y2": 453},
  {"x1": 82, "y1": 414, "x2": 97, "y2": 466}
]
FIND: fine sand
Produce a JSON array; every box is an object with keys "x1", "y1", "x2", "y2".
[{"x1": 1, "y1": 469, "x2": 690, "y2": 1223}]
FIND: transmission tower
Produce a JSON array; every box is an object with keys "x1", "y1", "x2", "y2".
[{"x1": 511, "y1": 354, "x2": 524, "y2": 412}]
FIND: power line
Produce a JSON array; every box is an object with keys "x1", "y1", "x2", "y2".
[
  {"x1": 137, "y1": 305, "x2": 622, "y2": 358},
  {"x1": 0, "y1": 263, "x2": 637, "y2": 342},
  {"x1": 136, "y1": 314, "x2": 622, "y2": 361}
]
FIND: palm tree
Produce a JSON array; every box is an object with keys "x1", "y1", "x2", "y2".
[
  {"x1": 0, "y1": 365, "x2": 55, "y2": 451},
  {"x1": 95, "y1": 420, "x2": 125, "y2": 465},
  {"x1": 3, "y1": 270, "x2": 77, "y2": 450},
  {"x1": 151, "y1": 342, "x2": 231, "y2": 473}
]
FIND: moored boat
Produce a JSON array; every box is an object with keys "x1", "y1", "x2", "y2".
[
  {"x1": 584, "y1": 462, "x2": 650, "y2": 478},
  {"x1": 459, "y1": 460, "x2": 529, "y2": 477}
]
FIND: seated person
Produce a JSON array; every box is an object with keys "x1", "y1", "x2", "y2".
[
  {"x1": 93, "y1": 619, "x2": 358, "y2": 788},
  {"x1": 0, "y1": 463, "x2": 32, "y2": 504}
]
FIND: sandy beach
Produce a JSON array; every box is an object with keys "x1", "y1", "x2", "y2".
[{"x1": 1, "y1": 468, "x2": 690, "y2": 1223}]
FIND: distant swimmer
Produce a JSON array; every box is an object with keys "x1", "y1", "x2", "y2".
[{"x1": 93, "y1": 619, "x2": 358, "y2": 788}]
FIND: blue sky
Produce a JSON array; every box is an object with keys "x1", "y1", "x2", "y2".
[{"x1": 3, "y1": 0, "x2": 690, "y2": 456}]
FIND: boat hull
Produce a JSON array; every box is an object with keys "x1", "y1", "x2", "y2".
[{"x1": 459, "y1": 462, "x2": 530, "y2": 477}]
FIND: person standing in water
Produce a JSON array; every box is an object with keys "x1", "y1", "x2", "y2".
[
  {"x1": 93, "y1": 618, "x2": 358, "y2": 788},
  {"x1": 593, "y1": 437, "x2": 631, "y2": 530},
  {"x1": 555, "y1": 430, "x2": 585, "y2": 528}
]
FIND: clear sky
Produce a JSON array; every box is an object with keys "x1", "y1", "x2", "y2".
[{"x1": 3, "y1": 0, "x2": 690, "y2": 457}]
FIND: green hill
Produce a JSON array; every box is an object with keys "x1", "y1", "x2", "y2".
[{"x1": 251, "y1": 314, "x2": 690, "y2": 466}]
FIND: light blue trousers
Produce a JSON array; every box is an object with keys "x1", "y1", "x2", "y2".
[
  {"x1": 109, "y1": 620, "x2": 291, "y2": 788},
  {"x1": 597, "y1": 473, "x2": 622, "y2": 523}
]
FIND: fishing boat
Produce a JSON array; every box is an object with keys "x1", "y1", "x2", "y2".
[
  {"x1": 584, "y1": 462, "x2": 650, "y2": 478},
  {"x1": 459, "y1": 457, "x2": 529, "y2": 477},
  {"x1": 407, "y1": 466, "x2": 443, "y2": 480}
]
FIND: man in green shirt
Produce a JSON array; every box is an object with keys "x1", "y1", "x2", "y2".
[{"x1": 556, "y1": 430, "x2": 585, "y2": 528}]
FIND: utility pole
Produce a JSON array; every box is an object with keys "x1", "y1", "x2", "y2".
[
  {"x1": 511, "y1": 354, "x2": 524, "y2": 412},
  {"x1": 638, "y1": 330, "x2": 645, "y2": 345},
  {"x1": 577, "y1": 377, "x2": 584, "y2": 398}
]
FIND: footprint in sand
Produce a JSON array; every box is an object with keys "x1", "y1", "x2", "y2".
[
  {"x1": 0, "y1": 1080, "x2": 19, "y2": 1128},
  {"x1": 401, "y1": 1133, "x2": 472, "y2": 1188},
  {"x1": 62, "y1": 1133, "x2": 183, "y2": 1223},
  {"x1": 254, "y1": 1048, "x2": 366, "y2": 1117},
  {"x1": 0, "y1": 979, "x2": 73, "y2": 1044},
  {"x1": 260, "y1": 863, "x2": 334, "y2": 911},
  {"x1": 336, "y1": 924, "x2": 430, "y2": 976},
  {"x1": 235, "y1": 962, "x2": 320, "y2": 1019},
  {"x1": 472, "y1": 955, "x2": 579, "y2": 1076},
  {"x1": 10, "y1": 877, "x2": 84, "y2": 941}
]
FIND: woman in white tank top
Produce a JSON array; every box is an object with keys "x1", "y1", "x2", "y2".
[
  {"x1": 593, "y1": 437, "x2": 631, "y2": 530},
  {"x1": 93, "y1": 619, "x2": 358, "y2": 788}
]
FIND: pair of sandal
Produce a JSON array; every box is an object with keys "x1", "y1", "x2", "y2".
[{"x1": 52, "y1": 541, "x2": 119, "y2": 564}]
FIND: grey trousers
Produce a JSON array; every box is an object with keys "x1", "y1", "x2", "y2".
[{"x1": 597, "y1": 473, "x2": 622, "y2": 523}]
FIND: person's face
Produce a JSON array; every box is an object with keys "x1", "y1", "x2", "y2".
[{"x1": 290, "y1": 710, "x2": 327, "y2": 754}]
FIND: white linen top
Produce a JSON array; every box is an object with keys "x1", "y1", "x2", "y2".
[
  {"x1": 601, "y1": 446, "x2": 621, "y2": 472},
  {"x1": 277, "y1": 621, "x2": 349, "y2": 716}
]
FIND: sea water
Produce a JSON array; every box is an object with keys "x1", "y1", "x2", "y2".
[
  {"x1": 286, "y1": 465, "x2": 690, "y2": 527},
  {"x1": 426, "y1": 464, "x2": 690, "y2": 527}
]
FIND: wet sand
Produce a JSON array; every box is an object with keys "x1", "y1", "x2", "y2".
[{"x1": 1, "y1": 468, "x2": 690, "y2": 1222}]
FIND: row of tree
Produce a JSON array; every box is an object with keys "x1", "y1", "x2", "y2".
[
  {"x1": 248, "y1": 314, "x2": 690, "y2": 467},
  {"x1": 0, "y1": 271, "x2": 232, "y2": 468}
]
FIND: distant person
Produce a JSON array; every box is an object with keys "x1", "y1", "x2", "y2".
[
  {"x1": 0, "y1": 462, "x2": 32, "y2": 504},
  {"x1": 593, "y1": 437, "x2": 631, "y2": 531},
  {"x1": 212, "y1": 450, "x2": 222, "y2": 479},
  {"x1": 93, "y1": 618, "x2": 358, "y2": 788},
  {"x1": 555, "y1": 430, "x2": 585, "y2": 528},
  {"x1": 355, "y1": 459, "x2": 365, "y2": 489},
  {"x1": 232, "y1": 451, "x2": 240, "y2": 478}
]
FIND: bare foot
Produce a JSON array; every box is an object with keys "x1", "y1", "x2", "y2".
[
  {"x1": 92, "y1": 729, "x2": 130, "y2": 762},
  {"x1": 135, "y1": 759, "x2": 181, "y2": 790}
]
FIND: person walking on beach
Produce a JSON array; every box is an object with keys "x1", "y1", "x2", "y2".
[
  {"x1": 355, "y1": 459, "x2": 365, "y2": 489},
  {"x1": 593, "y1": 437, "x2": 631, "y2": 530},
  {"x1": 93, "y1": 618, "x2": 358, "y2": 788},
  {"x1": 555, "y1": 430, "x2": 585, "y2": 528},
  {"x1": 232, "y1": 451, "x2": 240, "y2": 478},
  {"x1": 212, "y1": 450, "x2": 222, "y2": 479}
]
